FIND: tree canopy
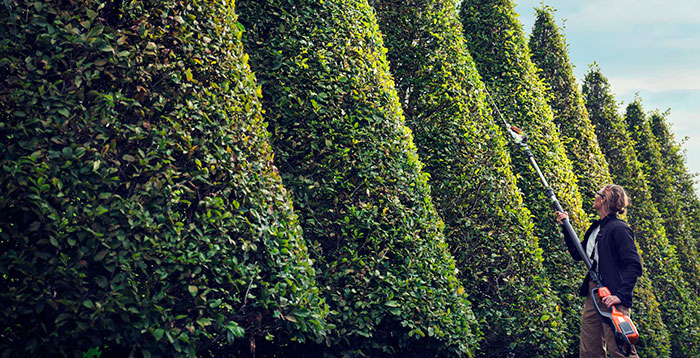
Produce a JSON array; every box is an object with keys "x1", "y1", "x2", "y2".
[{"x1": 529, "y1": 6, "x2": 612, "y2": 215}]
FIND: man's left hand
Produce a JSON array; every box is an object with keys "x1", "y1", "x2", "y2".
[{"x1": 602, "y1": 294, "x2": 621, "y2": 308}]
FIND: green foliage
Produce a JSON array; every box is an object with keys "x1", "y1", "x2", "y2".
[
  {"x1": 649, "y1": 111, "x2": 700, "y2": 288},
  {"x1": 529, "y1": 6, "x2": 612, "y2": 216},
  {"x1": 649, "y1": 111, "x2": 700, "y2": 215},
  {"x1": 459, "y1": 0, "x2": 589, "y2": 352},
  {"x1": 628, "y1": 276, "x2": 672, "y2": 358},
  {"x1": 370, "y1": 0, "x2": 565, "y2": 356},
  {"x1": 583, "y1": 66, "x2": 699, "y2": 356},
  {"x1": 238, "y1": 0, "x2": 478, "y2": 356},
  {"x1": 625, "y1": 100, "x2": 700, "y2": 297},
  {"x1": 0, "y1": 0, "x2": 327, "y2": 356}
]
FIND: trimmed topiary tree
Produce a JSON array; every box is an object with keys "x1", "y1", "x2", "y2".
[
  {"x1": 370, "y1": 0, "x2": 566, "y2": 355},
  {"x1": 583, "y1": 65, "x2": 698, "y2": 357},
  {"x1": 649, "y1": 111, "x2": 700, "y2": 288},
  {"x1": 0, "y1": 0, "x2": 327, "y2": 356},
  {"x1": 649, "y1": 110, "x2": 699, "y2": 199},
  {"x1": 238, "y1": 0, "x2": 478, "y2": 356},
  {"x1": 625, "y1": 101, "x2": 700, "y2": 297},
  {"x1": 529, "y1": 6, "x2": 612, "y2": 216},
  {"x1": 460, "y1": 0, "x2": 589, "y2": 351}
]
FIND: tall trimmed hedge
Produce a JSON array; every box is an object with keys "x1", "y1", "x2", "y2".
[
  {"x1": 238, "y1": 0, "x2": 478, "y2": 355},
  {"x1": 625, "y1": 100, "x2": 700, "y2": 297},
  {"x1": 583, "y1": 66, "x2": 698, "y2": 356},
  {"x1": 0, "y1": 0, "x2": 327, "y2": 356},
  {"x1": 370, "y1": 0, "x2": 565, "y2": 355},
  {"x1": 649, "y1": 111, "x2": 700, "y2": 290},
  {"x1": 529, "y1": 6, "x2": 612, "y2": 215},
  {"x1": 460, "y1": 0, "x2": 589, "y2": 351}
]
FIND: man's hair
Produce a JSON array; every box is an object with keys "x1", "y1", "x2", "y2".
[{"x1": 602, "y1": 184, "x2": 630, "y2": 215}]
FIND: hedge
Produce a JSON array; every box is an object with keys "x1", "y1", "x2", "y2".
[
  {"x1": 369, "y1": 0, "x2": 566, "y2": 355},
  {"x1": 459, "y1": 0, "x2": 590, "y2": 352},
  {"x1": 0, "y1": 0, "x2": 327, "y2": 356},
  {"x1": 649, "y1": 111, "x2": 700, "y2": 293},
  {"x1": 583, "y1": 66, "x2": 698, "y2": 357},
  {"x1": 529, "y1": 6, "x2": 612, "y2": 217},
  {"x1": 625, "y1": 101, "x2": 700, "y2": 298},
  {"x1": 238, "y1": 0, "x2": 478, "y2": 356}
]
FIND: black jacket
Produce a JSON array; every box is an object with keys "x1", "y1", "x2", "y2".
[{"x1": 562, "y1": 213, "x2": 643, "y2": 307}]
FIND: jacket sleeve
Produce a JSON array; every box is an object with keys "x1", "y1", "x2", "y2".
[
  {"x1": 561, "y1": 224, "x2": 584, "y2": 261},
  {"x1": 612, "y1": 225, "x2": 643, "y2": 307}
]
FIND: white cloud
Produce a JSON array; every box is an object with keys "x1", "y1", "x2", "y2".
[
  {"x1": 608, "y1": 69, "x2": 700, "y2": 94},
  {"x1": 566, "y1": 0, "x2": 700, "y2": 29}
]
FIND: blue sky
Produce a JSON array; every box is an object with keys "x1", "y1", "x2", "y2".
[{"x1": 512, "y1": 0, "x2": 700, "y2": 190}]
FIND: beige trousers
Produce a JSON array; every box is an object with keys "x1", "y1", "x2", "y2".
[{"x1": 580, "y1": 281, "x2": 638, "y2": 358}]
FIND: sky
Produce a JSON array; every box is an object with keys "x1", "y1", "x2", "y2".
[{"x1": 512, "y1": 0, "x2": 700, "y2": 191}]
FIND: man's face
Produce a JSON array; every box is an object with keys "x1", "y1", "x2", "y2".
[{"x1": 592, "y1": 190, "x2": 605, "y2": 211}]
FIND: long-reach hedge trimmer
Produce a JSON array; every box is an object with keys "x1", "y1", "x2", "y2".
[{"x1": 486, "y1": 93, "x2": 639, "y2": 356}]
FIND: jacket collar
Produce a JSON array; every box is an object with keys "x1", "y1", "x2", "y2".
[
  {"x1": 599, "y1": 213, "x2": 618, "y2": 227},
  {"x1": 590, "y1": 213, "x2": 618, "y2": 229}
]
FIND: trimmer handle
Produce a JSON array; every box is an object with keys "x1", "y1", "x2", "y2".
[{"x1": 591, "y1": 287, "x2": 639, "y2": 357}]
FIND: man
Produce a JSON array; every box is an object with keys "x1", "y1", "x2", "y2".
[{"x1": 556, "y1": 184, "x2": 642, "y2": 357}]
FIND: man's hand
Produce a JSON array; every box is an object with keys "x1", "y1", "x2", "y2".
[
  {"x1": 602, "y1": 294, "x2": 621, "y2": 308},
  {"x1": 555, "y1": 211, "x2": 569, "y2": 224}
]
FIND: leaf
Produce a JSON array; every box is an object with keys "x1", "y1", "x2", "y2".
[
  {"x1": 209, "y1": 299, "x2": 222, "y2": 308},
  {"x1": 94, "y1": 250, "x2": 108, "y2": 261},
  {"x1": 196, "y1": 317, "x2": 211, "y2": 327},
  {"x1": 61, "y1": 147, "x2": 73, "y2": 158},
  {"x1": 55, "y1": 313, "x2": 71, "y2": 324},
  {"x1": 95, "y1": 275, "x2": 108, "y2": 288},
  {"x1": 153, "y1": 328, "x2": 165, "y2": 341},
  {"x1": 188, "y1": 285, "x2": 198, "y2": 296},
  {"x1": 74, "y1": 147, "x2": 86, "y2": 158}
]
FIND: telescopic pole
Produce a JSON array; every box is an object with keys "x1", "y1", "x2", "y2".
[{"x1": 505, "y1": 127, "x2": 601, "y2": 285}]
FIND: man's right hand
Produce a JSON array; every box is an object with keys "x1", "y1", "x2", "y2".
[{"x1": 555, "y1": 211, "x2": 569, "y2": 224}]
